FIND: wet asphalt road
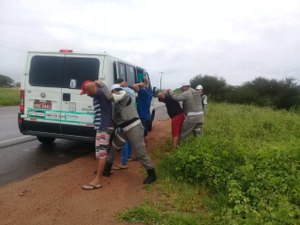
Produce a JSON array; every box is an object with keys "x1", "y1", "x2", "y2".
[{"x1": 0, "y1": 102, "x2": 167, "y2": 187}]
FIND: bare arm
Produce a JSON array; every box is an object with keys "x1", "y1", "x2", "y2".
[
  {"x1": 170, "y1": 91, "x2": 190, "y2": 101},
  {"x1": 132, "y1": 82, "x2": 145, "y2": 92}
]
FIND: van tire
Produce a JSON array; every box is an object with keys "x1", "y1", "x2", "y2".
[
  {"x1": 37, "y1": 136, "x2": 55, "y2": 144},
  {"x1": 148, "y1": 109, "x2": 155, "y2": 132}
]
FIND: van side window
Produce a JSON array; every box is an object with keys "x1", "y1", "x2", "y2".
[
  {"x1": 136, "y1": 67, "x2": 144, "y2": 82},
  {"x1": 113, "y1": 61, "x2": 118, "y2": 82},
  {"x1": 29, "y1": 56, "x2": 64, "y2": 87},
  {"x1": 126, "y1": 65, "x2": 136, "y2": 86},
  {"x1": 118, "y1": 63, "x2": 126, "y2": 81},
  {"x1": 144, "y1": 73, "x2": 152, "y2": 90}
]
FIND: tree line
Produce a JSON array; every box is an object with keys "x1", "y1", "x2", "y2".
[
  {"x1": 0, "y1": 74, "x2": 21, "y2": 87},
  {"x1": 190, "y1": 75, "x2": 300, "y2": 111},
  {"x1": 0, "y1": 74, "x2": 14, "y2": 87}
]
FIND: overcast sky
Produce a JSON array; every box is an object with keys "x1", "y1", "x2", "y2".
[{"x1": 0, "y1": 0, "x2": 300, "y2": 89}]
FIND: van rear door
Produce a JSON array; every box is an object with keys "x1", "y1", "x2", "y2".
[
  {"x1": 24, "y1": 54, "x2": 64, "y2": 134},
  {"x1": 60, "y1": 55, "x2": 102, "y2": 137}
]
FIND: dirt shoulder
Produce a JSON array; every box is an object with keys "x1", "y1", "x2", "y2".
[{"x1": 0, "y1": 119, "x2": 171, "y2": 225}]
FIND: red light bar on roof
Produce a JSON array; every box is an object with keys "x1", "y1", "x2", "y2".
[{"x1": 59, "y1": 49, "x2": 73, "y2": 53}]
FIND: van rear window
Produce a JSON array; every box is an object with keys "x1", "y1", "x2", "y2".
[
  {"x1": 29, "y1": 56, "x2": 100, "y2": 88},
  {"x1": 62, "y1": 57, "x2": 100, "y2": 89},
  {"x1": 29, "y1": 56, "x2": 64, "y2": 87}
]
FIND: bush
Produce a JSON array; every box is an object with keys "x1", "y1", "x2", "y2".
[
  {"x1": 190, "y1": 75, "x2": 300, "y2": 110},
  {"x1": 160, "y1": 103, "x2": 300, "y2": 224},
  {"x1": 226, "y1": 77, "x2": 300, "y2": 110},
  {"x1": 190, "y1": 74, "x2": 227, "y2": 102}
]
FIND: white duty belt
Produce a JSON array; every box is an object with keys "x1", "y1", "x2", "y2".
[
  {"x1": 122, "y1": 119, "x2": 141, "y2": 132},
  {"x1": 187, "y1": 111, "x2": 204, "y2": 116}
]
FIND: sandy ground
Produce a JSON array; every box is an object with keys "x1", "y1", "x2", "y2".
[{"x1": 0, "y1": 119, "x2": 171, "y2": 225}]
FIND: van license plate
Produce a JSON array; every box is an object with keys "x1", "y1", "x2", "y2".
[{"x1": 33, "y1": 100, "x2": 52, "y2": 109}]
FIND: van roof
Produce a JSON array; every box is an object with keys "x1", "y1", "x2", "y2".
[
  {"x1": 28, "y1": 50, "x2": 111, "y2": 57},
  {"x1": 27, "y1": 51, "x2": 146, "y2": 71}
]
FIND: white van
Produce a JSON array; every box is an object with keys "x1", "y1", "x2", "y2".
[{"x1": 18, "y1": 49, "x2": 156, "y2": 144}]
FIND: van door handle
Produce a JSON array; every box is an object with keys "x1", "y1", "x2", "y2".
[{"x1": 63, "y1": 93, "x2": 71, "y2": 101}]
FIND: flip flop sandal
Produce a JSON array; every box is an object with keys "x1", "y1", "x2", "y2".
[
  {"x1": 82, "y1": 183, "x2": 102, "y2": 190},
  {"x1": 113, "y1": 165, "x2": 128, "y2": 170}
]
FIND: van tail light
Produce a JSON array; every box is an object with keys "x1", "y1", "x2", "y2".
[{"x1": 20, "y1": 90, "x2": 25, "y2": 114}]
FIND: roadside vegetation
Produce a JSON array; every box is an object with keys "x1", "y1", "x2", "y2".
[
  {"x1": 0, "y1": 74, "x2": 20, "y2": 106},
  {"x1": 190, "y1": 75, "x2": 300, "y2": 112},
  {"x1": 118, "y1": 103, "x2": 300, "y2": 225},
  {"x1": 0, "y1": 87, "x2": 20, "y2": 106}
]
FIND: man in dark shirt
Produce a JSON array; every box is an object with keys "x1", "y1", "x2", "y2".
[
  {"x1": 158, "y1": 92, "x2": 185, "y2": 147},
  {"x1": 80, "y1": 80, "x2": 114, "y2": 190}
]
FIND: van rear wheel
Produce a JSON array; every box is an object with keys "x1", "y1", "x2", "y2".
[{"x1": 37, "y1": 136, "x2": 55, "y2": 144}]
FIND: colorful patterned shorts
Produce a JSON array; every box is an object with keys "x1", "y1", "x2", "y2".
[{"x1": 95, "y1": 128, "x2": 113, "y2": 160}]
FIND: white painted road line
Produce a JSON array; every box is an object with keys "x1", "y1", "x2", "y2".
[
  {"x1": 0, "y1": 136, "x2": 31, "y2": 145},
  {"x1": 0, "y1": 136, "x2": 35, "y2": 148}
]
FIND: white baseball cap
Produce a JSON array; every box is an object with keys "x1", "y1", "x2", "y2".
[
  {"x1": 110, "y1": 84, "x2": 123, "y2": 91},
  {"x1": 181, "y1": 83, "x2": 190, "y2": 87},
  {"x1": 196, "y1": 85, "x2": 203, "y2": 90}
]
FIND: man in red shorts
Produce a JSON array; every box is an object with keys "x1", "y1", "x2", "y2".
[{"x1": 158, "y1": 92, "x2": 185, "y2": 148}]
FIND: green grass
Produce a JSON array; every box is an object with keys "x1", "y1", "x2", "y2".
[
  {"x1": 0, "y1": 88, "x2": 20, "y2": 106},
  {"x1": 118, "y1": 103, "x2": 300, "y2": 225},
  {"x1": 117, "y1": 179, "x2": 213, "y2": 225}
]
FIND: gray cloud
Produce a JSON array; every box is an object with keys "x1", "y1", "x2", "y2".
[{"x1": 0, "y1": 0, "x2": 300, "y2": 89}]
